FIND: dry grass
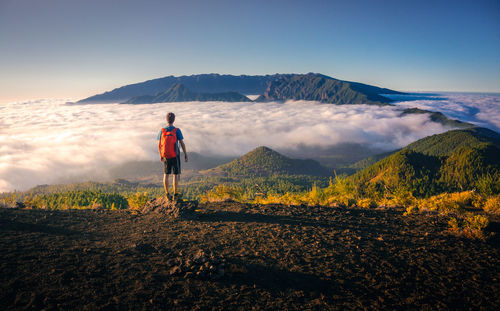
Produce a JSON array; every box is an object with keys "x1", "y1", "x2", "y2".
[{"x1": 483, "y1": 195, "x2": 500, "y2": 214}]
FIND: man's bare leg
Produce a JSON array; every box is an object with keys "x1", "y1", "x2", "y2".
[
  {"x1": 163, "y1": 174, "x2": 170, "y2": 198},
  {"x1": 173, "y1": 174, "x2": 179, "y2": 195}
]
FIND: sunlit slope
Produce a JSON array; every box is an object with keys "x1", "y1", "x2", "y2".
[
  {"x1": 201, "y1": 146, "x2": 330, "y2": 177},
  {"x1": 350, "y1": 127, "x2": 500, "y2": 196},
  {"x1": 403, "y1": 127, "x2": 500, "y2": 156},
  {"x1": 255, "y1": 73, "x2": 401, "y2": 105},
  {"x1": 350, "y1": 127, "x2": 499, "y2": 172}
]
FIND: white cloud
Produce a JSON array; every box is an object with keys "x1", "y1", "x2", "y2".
[
  {"x1": 2, "y1": 93, "x2": 497, "y2": 192},
  {"x1": 390, "y1": 92, "x2": 500, "y2": 132}
]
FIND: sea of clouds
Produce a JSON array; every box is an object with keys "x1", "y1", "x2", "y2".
[
  {"x1": 389, "y1": 92, "x2": 500, "y2": 132},
  {"x1": 1, "y1": 92, "x2": 498, "y2": 192}
]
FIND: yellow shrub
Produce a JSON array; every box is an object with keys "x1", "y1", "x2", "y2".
[
  {"x1": 448, "y1": 213, "x2": 489, "y2": 239},
  {"x1": 201, "y1": 185, "x2": 245, "y2": 203},
  {"x1": 357, "y1": 198, "x2": 377, "y2": 209},
  {"x1": 483, "y1": 195, "x2": 500, "y2": 214},
  {"x1": 448, "y1": 217, "x2": 460, "y2": 231},
  {"x1": 380, "y1": 191, "x2": 416, "y2": 208},
  {"x1": 127, "y1": 192, "x2": 150, "y2": 210},
  {"x1": 254, "y1": 192, "x2": 303, "y2": 206},
  {"x1": 403, "y1": 204, "x2": 419, "y2": 216},
  {"x1": 325, "y1": 195, "x2": 356, "y2": 207},
  {"x1": 466, "y1": 214, "x2": 489, "y2": 231},
  {"x1": 301, "y1": 184, "x2": 326, "y2": 206},
  {"x1": 449, "y1": 191, "x2": 480, "y2": 207},
  {"x1": 471, "y1": 195, "x2": 486, "y2": 209},
  {"x1": 0, "y1": 193, "x2": 17, "y2": 208},
  {"x1": 254, "y1": 193, "x2": 281, "y2": 205},
  {"x1": 416, "y1": 192, "x2": 478, "y2": 215}
]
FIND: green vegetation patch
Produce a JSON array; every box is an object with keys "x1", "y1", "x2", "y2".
[
  {"x1": 404, "y1": 127, "x2": 500, "y2": 157},
  {"x1": 22, "y1": 190, "x2": 129, "y2": 210}
]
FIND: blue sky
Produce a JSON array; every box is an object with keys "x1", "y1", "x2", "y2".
[{"x1": 0, "y1": 0, "x2": 499, "y2": 102}]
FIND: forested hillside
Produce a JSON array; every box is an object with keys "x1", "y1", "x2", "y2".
[
  {"x1": 350, "y1": 127, "x2": 500, "y2": 197},
  {"x1": 201, "y1": 146, "x2": 330, "y2": 177},
  {"x1": 404, "y1": 127, "x2": 500, "y2": 156}
]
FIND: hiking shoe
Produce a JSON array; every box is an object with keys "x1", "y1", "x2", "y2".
[{"x1": 172, "y1": 193, "x2": 183, "y2": 201}]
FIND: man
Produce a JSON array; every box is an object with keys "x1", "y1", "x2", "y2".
[{"x1": 157, "y1": 112, "x2": 188, "y2": 200}]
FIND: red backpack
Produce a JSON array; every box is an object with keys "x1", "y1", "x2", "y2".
[{"x1": 159, "y1": 127, "x2": 178, "y2": 159}]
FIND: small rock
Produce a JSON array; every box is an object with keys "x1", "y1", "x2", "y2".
[
  {"x1": 217, "y1": 267, "x2": 225, "y2": 277},
  {"x1": 166, "y1": 249, "x2": 227, "y2": 280},
  {"x1": 134, "y1": 243, "x2": 155, "y2": 254},
  {"x1": 169, "y1": 266, "x2": 182, "y2": 276},
  {"x1": 193, "y1": 249, "x2": 208, "y2": 263},
  {"x1": 166, "y1": 258, "x2": 177, "y2": 266},
  {"x1": 15, "y1": 201, "x2": 25, "y2": 209}
]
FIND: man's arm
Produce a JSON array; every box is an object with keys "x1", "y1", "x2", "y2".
[
  {"x1": 179, "y1": 140, "x2": 188, "y2": 162},
  {"x1": 159, "y1": 141, "x2": 165, "y2": 162},
  {"x1": 158, "y1": 130, "x2": 165, "y2": 162}
]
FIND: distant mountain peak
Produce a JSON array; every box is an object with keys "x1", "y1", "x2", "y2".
[
  {"x1": 243, "y1": 146, "x2": 281, "y2": 157},
  {"x1": 201, "y1": 146, "x2": 330, "y2": 177}
]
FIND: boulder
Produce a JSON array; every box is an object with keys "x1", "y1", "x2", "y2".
[{"x1": 139, "y1": 197, "x2": 198, "y2": 218}]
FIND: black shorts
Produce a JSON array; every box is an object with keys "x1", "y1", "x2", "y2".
[{"x1": 163, "y1": 156, "x2": 181, "y2": 175}]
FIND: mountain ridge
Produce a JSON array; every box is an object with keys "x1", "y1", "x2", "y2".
[
  {"x1": 78, "y1": 74, "x2": 283, "y2": 103},
  {"x1": 255, "y1": 73, "x2": 399, "y2": 105},
  {"x1": 77, "y1": 73, "x2": 404, "y2": 104},
  {"x1": 400, "y1": 108, "x2": 471, "y2": 128},
  {"x1": 122, "y1": 83, "x2": 251, "y2": 104}
]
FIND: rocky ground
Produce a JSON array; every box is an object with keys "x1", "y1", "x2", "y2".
[{"x1": 0, "y1": 200, "x2": 499, "y2": 310}]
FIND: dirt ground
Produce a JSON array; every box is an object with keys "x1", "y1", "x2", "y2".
[{"x1": 1, "y1": 201, "x2": 499, "y2": 310}]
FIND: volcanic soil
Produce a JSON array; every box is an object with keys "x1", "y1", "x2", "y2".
[{"x1": 1, "y1": 201, "x2": 499, "y2": 310}]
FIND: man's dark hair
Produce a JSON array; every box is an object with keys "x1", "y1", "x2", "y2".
[{"x1": 167, "y1": 112, "x2": 175, "y2": 124}]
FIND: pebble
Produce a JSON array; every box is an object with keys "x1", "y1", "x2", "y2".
[{"x1": 168, "y1": 249, "x2": 226, "y2": 280}]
